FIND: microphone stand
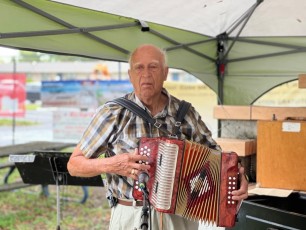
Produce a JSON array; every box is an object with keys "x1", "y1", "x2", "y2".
[{"x1": 140, "y1": 187, "x2": 149, "y2": 230}]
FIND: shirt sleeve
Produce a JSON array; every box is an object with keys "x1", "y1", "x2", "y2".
[
  {"x1": 187, "y1": 106, "x2": 222, "y2": 151},
  {"x1": 79, "y1": 103, "x2": 122, "y2": 158}
]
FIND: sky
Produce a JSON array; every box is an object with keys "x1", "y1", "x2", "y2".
[{"x1": 0, "y1": 47, "x2": 19, "y2": 58}]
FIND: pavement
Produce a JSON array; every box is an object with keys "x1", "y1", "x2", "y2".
[{"x1": 0, "y1": 110, "x2": 54, "y2": 147}]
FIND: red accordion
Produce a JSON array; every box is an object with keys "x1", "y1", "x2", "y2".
[{"x1": 132, "y1": 137, "x2": 239, "y2": 227}]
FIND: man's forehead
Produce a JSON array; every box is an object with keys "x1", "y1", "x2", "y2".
[{"x1": 133, "y1": 60, "x2": 160, "y2": 66}]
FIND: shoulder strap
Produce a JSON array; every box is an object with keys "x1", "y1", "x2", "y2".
[
  {"x1": 173, "y1": 100, "x2": 191, "y2": 135},
  {"x1": 112, "y1": 97, "x2": 172, "y2": 136},
  {"x1": 112, "y1": 97, "x2": 191, "y2": 137}
]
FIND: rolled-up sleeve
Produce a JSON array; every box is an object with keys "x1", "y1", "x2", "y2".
[{"x1": 79, "y1": 104, "x2": 121, "y2": 158}]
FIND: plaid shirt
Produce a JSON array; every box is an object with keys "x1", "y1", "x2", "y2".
[{"x1": 79, "y1": 88, "x2": 220, "y2": 199}]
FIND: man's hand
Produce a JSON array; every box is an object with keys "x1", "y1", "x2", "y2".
[
  {"x1": 232, "y1": 166, "x2": 248, "y2": 201},
  {"x1": 109, "y1": 148, "x2": 150, "y2": 180}
]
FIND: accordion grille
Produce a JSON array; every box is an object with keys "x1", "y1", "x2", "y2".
[
  {"x1": 175, "y1": 140, "x2": 221, "y2": 223},
  {"x1": 151, "y1": 141, "x2": 179, "y2": 210}
]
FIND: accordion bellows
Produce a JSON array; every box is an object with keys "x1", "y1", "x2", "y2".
[{"x1": 133, "y1": 137, "x2": 239, "y2": 227}]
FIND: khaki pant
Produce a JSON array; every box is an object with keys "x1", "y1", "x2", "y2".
[{"x1": 109, "y1": 203, "x2": 198, "y2": 230}]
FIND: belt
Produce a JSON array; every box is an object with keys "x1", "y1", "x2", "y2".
[{"x1": 117, "y1": 199, "x2": 143, "y2": 207}]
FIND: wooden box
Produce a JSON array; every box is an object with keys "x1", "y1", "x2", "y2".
[
  {"x1": 257, "y1": 120, "x2": 306, "y2": 191},
  {"x1": 216, "y1": 138, "x2": 257, "y2": 182},
  {"x1": 215, "y1": 138, "x2": 256, "y2": 156},
  {"x1": 299, "y1": 74, "x2": 306, "y2": 88}
]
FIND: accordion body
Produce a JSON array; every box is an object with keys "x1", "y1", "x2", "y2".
[{"x1": 132, "y1": 137, "x2": 239, "y2": 227}]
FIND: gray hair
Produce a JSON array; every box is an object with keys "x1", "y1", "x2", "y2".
[{"x1": 128, "y1": 44, "x2": 168, "y2": 68}]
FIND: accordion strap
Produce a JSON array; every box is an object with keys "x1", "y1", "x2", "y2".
[
  {"x1": 112, "y1": 97, "x2": 190, "y2": 137},
  {"x1": 173, "y1": 100, "x2": 191, "y2": 136}
]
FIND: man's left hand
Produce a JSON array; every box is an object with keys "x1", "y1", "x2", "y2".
[{"x1": 231, "y1": 166, "x2": 248, "y2": 201}]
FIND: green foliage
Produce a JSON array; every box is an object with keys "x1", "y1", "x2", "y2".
[
  {"x1": 25, "y1": 103, "x2": 40, "y2": 111},
  {"x1": 0, "y1": 119, "x2": 38, "y2": 126}
]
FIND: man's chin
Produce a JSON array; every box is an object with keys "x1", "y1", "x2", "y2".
[
  {"x1": 139, "y1": 89, "x2": 154, "y2": 97},
  {"x1": 139, "y1": 92, "x2": 155, "y2": 100}
]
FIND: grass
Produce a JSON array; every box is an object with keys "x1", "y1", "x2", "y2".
[
  {"x1": 0, "y1": 104, "x2": 111, "y2": 229},
  {"x1": 0, "y1": 119, "x2": 38, "y2": 126},
  {"x1": 25, "y1": 103, "x2": 40, "y2": 111},
  {"x1": 0, "y1": 102, "x2": 40, "y2": 126},
  {"x1": 0, "y1": 157, "x2": 111, "y2": 230}
]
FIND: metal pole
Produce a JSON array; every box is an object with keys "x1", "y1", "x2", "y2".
[
  {"x1": 118, "y1": 62, "x2": 122, "y2": 80},
  {"x1": 56, "y1": 174, "x2": 61, "y2": 230},
  {"x1": 12, "y1": 57, "x2": 17, "y2": 145}
]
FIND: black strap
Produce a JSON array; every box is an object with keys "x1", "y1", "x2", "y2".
[
  {"x1": 173, "y1": 100, "x2": 191, "y2": 136},
  {"x1": 112, "y1": 97, "x2": 172, "y2": 136},
  {"x1": 112, "y1": 97, "x2": 190, "y2": 137}
]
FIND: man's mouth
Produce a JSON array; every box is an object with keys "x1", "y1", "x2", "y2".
[{"x1": 141, "y1": 83, "x2": 152, "y2": 87}]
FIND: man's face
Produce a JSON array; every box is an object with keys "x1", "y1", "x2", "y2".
[{"x1": 128, "y1": 46, "x2": 168, "y2": 100}]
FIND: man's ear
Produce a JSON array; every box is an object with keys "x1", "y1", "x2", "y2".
[
  {"x1": 128, "y1": 69, "x2": 132, "y2": 81},
  {"x1": 163, "y1": 67, "x2": 169, "y2": 81}
]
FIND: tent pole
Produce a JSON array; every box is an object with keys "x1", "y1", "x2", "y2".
[
  {"x1": 225, "y1": 0, "x2": 263, "y2": 59},
  {"x1": 216, "y1": 34, "x2": 227, "y2": 137},
  {"x1": 217, "y1": 64, "x2": 224, "y2": 138}
]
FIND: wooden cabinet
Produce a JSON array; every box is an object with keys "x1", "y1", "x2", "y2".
[{"x1": 257, "y1": 120, "x2": 306, "y2": 191}]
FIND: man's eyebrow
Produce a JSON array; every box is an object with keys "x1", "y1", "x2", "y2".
[
  {"x1": 133, "y1": 60, "x2": 160, "y2": 66},
  {"x1": 133, "y1": 62, "x2": 142, "y2": 66},
  {"x1": 150, "y1": 60, "x2": 160, "y2": 64}
]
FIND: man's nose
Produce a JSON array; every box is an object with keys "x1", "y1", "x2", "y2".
[{"x1": 141, "y1": 67, "x2": 152, "y2": 77}]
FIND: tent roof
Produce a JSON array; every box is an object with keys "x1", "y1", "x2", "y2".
[
  {"x1": 54, "y1": 0, "x2": 306, "y2": 37},
  {"x1": 54, "y1": 0, "x2": 255, "y2": 37},
  {"x1": 1, "y1": 0, "x2": 306, "y2": 105}
]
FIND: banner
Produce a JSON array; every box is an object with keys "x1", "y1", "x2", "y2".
[
  {"x1": 51, "y1": 80, "x2": 219, "y2": 141},
  {"x1": 42, "y1": 80, "x2": 133, "y2": 109},
  {"x1": 53, "y1": 110, "x2": 94, "y2": 141},
  {"x1": 0, "y1": 73, "x2": 26, "y2": 117},
  {"x1": 164, "y1": 81, "x2": 217, "y2": 134}
]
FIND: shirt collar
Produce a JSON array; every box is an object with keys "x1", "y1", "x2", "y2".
[{"x1": 129, "y1": 88, "x2": 175, "y2": 118}]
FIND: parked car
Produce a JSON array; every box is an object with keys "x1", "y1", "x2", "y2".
[{"x1": 26, "y1": 82, "x2": 41, "y2": 103}]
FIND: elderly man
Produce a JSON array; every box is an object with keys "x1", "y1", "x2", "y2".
[{"x1": 67, "y1": 44, "x2": 248, "y2": 230}]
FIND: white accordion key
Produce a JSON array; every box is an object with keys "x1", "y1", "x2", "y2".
[{"x1": 227, "y1": 175, "x2": 237, "y2": 206}]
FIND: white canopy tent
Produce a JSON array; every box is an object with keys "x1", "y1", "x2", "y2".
[{"x1": 1, "y1": 0, "x2": 305, "y2": 105}]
